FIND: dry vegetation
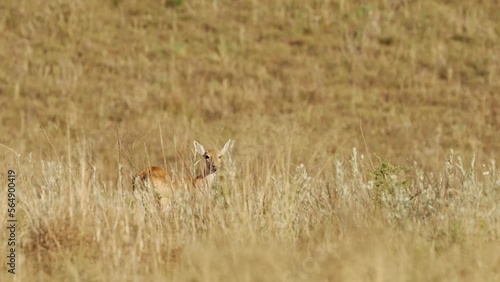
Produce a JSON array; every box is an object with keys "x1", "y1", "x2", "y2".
[{"x1": 0, "y1": 0, "x2": 499, "y2": 281}]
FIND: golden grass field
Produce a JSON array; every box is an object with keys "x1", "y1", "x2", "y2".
[{"x1": 0, "y1": 0, "x2": 499, "y2": 281}]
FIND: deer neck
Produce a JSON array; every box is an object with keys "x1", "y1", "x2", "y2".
[{"x1": 193, "y1": 171, "x2": 217, "y2": 191}]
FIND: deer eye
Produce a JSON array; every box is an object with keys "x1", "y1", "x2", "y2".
[{"x1": 205, "y1": 155, "x2": 210, "y2": 160}]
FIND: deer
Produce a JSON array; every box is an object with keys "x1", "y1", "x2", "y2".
[{"x1": 133, "y1": 140, "x2": 234, "y2": 211}]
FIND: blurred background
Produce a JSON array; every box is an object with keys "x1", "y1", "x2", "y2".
[
  {"x1": 1, "y1": 0, "x2": 498, "y2": 177},
  {"x1": 1, "y1": 1, "x2": 499, "y2": 281}
]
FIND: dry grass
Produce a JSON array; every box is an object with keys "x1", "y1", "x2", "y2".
[{"x1": 0, "y1": 0, "x2": 499, "y2": 281}]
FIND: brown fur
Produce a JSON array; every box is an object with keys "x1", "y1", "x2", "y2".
[{"x1": 133, "y1": 140, "x2": 233, "y2": 210}]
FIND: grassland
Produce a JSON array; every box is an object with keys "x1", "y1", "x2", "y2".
[{"x1": 0, "y1": 0, "x2": 499, "y2": 281}]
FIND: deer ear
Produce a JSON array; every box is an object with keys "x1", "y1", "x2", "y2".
[
  {"x1": 219, "y1": 139, "x2": 233, "y2": 156},
  {"x1": 193, "y1": 141, "x2": 206, "y2": 155}
]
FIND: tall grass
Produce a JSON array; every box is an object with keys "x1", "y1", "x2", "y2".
[
  {"x1": 1, "y1": 137, "x2": 499, "y2": 281},
  {"x1": 1, "y1": 0, "x2": 499, "y2": 280}
]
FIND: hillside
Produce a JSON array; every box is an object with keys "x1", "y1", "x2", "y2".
[{"x1": 0, "y1": 0, "x2": 499, "y2": 281}]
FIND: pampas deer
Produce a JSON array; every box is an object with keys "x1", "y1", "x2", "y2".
[{"x1": 133, "y1": 140, "x2": 233, "y2": 211}]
